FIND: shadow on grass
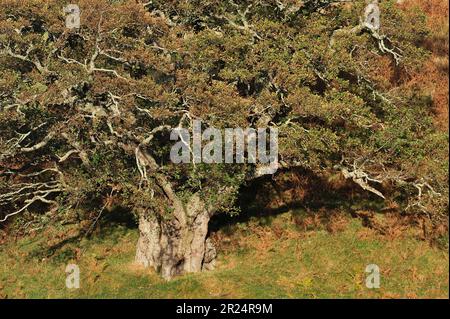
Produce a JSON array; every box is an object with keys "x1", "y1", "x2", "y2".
[{"x1": 210, "y1": 167, "x2": 385, "y2": 234}]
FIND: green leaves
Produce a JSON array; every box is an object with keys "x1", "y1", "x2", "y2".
[{"x1": 0, "y1": 0, "x2": 447, "y2": 230}]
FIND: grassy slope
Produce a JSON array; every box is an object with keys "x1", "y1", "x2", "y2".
[{"x1": 0, "y1": 211, "x2": 448, "y2": 299}]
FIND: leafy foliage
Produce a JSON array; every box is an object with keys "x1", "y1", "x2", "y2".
[{"x1": 0, "y1": 0, "x2": 447, "y2": 238}]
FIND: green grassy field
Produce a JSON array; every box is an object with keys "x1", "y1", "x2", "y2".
[{"x1": 0, "y1": 211, "x2": 448, "y2": 298}]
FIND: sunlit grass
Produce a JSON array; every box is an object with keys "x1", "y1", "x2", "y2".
[{"x1": 0, "y1": 212, "x2": 448, "y2": 298}]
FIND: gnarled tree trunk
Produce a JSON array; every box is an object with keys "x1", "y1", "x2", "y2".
[{"x1": 135, "y1": 193, "x2": 216, "y2": 280}]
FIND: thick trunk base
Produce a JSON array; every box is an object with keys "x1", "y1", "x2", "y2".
[{"x1": 135, "y1": 195, "x2": 216, "y2": 280}]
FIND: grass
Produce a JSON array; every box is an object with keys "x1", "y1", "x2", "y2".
[{"x1": 0, "y1": 211, "x2": 448, "y2": 298}]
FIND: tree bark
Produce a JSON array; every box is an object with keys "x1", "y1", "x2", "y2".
[{"x1": 135, "y1": 193, "x2": 216, "y2": 280}]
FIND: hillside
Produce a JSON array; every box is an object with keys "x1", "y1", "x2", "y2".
[{"x1": 0, "y1": 211, "x2": 448, "y2": 298}]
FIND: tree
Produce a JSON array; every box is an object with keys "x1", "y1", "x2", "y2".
[{"x1": 0, "y1": 0, "x2": 447, "y2": 279}]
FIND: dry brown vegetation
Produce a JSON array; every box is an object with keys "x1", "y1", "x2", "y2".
[{"x1": 401, "y1": 0, "x2": 449, "y2": 130}]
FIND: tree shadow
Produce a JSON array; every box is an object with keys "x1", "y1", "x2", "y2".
[{"x1": 210, "y1": 167, "x2": 385, "y2": 234}]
